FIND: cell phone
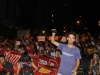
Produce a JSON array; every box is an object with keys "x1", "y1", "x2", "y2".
[{"x1": 51, "y1": 29, "x2": 57, "y2": 33}]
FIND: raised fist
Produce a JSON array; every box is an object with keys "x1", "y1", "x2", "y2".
[{"x1": 51, "y1": 29, "x2": 57, "y2": 33}]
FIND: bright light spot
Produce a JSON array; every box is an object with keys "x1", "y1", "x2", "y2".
[
  {"x1": 77, "y1": 21, "x2": 80, "y2": 24},
  {"x1": 63, "y1": 31, "x2": 65, "y2": 32},
  {"x1": 52, "y1": 14, "x2": 54, "y2": 17},
  {"x1": 42, "y1": 30, "x2": 45, "y2": 33}
]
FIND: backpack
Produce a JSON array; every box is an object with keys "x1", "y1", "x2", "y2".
[{"x1": 19, "y1": 62, "x2": 33, "y2": 75}]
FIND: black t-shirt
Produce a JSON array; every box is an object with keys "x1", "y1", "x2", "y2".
[{"x1": 3, "y1": 61, "x2": 14, "y2": 75}]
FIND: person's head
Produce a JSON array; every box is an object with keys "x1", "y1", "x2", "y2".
[
  {"x1": 93, "y1": 52, "x2": 99, "y2": 60},
  {"x1": 19, "y1": 51, "x2": 31, "y2": 62},
  {"x1": 56, "y1": 50, "x2": 62, "y2": 58},
  {"x1": 0, "y1": 55, "x2": 5, "y2": 64},
  {"x1": 67, "y1": 31, "x2": 76, "y2": 44}
]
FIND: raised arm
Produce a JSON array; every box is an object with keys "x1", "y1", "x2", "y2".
[
  {"x1": 31, "y1": 62, "x2": 38, "y2": 73},
  {"x1": 51, "y1": 29, "x2": 59, "y2": 47}
]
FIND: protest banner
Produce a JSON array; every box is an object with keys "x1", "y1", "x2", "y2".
[{"x1": 0, "y1": 50, "x2": 60, "y2": 75}]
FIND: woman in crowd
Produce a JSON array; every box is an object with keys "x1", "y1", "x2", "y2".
[
  {"x1": 88, "y1": 52, "x2": 100, "y2": 75},
  {"x1": 16, "y1": 51, "x2": 38, "y2": 75}
]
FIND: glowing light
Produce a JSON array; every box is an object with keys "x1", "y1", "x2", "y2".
[
  {"x1": 77, "y1": 20, "x2": 80, "y2": 24},
  {"x1": 42, "y1": 30, "x2": 45, "y2": 33}
]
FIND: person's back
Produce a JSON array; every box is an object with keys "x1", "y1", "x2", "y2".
[
  {"x1": 3, "y1": 61, "x2": 14, "y2": 75},
  {"x1": 16, "y1": 51, "x2": 38, "y2": 75},
  {"x1": 0, "y1": 55, "x2": 14, "y2": 75},
  {"x1": 19, "y1": 62, "x2": 33, "y2": 75}
]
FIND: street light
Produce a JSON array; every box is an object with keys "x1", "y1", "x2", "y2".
[
  {"x1": 42, "y1": 30, "x2": 45, "y2": 34},
  {"x1": 77, "y1": 20, "x2": 80, "y2": 24},
  {"x1": 63, "y1": 30, "x2": 65, "y2": 32}
]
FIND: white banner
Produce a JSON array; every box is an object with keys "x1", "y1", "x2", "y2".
[{"x1": 37, "y1": 36, "x2": 45, "y2": 41}]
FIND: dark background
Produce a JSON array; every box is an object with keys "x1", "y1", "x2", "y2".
[{"x1": 0, "y1": 0, "x2": 100, "y2": 36}]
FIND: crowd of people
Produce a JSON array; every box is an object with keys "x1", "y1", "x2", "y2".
[{"x1": 0, "y1": 30, "x2": 100, "y2": 75}]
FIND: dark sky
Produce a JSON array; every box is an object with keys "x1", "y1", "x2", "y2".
[{"x1": 16, "y1": 0, "x2": 100, "y2": 33}]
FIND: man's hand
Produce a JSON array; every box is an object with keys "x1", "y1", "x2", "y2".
[
  {"x1": 51, "y1": 29, "x2": 57, "y2": 33},
  {"x1": 52, "y1": 33, "x2": 56, "y2": 36},
  {"x1": 72, "y1": 70, "x2": 77, "y2": 75},
  {"x1": 88, "y1": 71, "x2": 92, "y2": 75},
  {"x1": 51, "y1": 29, "x2": 59, "y2": 46},
  {"x1": 51, "y1": 29, "x2": 56, "y2": 36}
]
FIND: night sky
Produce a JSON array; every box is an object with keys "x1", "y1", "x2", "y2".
[
  {"x1": 0, "y1": 0, "x2": 100, "y2": 40},
  {"x1": 1, "y1": 0, "x2": 100, "y2": 34}
]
